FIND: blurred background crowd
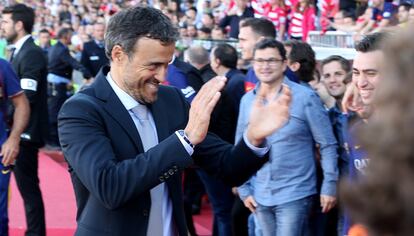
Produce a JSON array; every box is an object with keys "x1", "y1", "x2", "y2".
[{"x1": 1, "y1": 1, "x2": 414, "y2": 236}]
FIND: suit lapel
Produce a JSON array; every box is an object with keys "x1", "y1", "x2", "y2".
[
  {"x1": 12, "y1": 37, "x2": 32, "y2": 67},
  {"x1": 92, "y1": 68, "x2": 145, "y2": 152}
]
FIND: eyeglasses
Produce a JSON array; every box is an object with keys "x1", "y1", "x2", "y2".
[{"x1": 253, "y1": 58, "x2": 284, "y2": 67}]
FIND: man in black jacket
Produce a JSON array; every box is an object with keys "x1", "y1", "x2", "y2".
[
  {"x1": 80, "y1": 22, "x2": 109, "y2": 77},
  {"x1": 47, "y1": 27, "x2": 92, "y2": 148},
  {"x1": 1, "y1": 4, "x2": 48, "y2": 235}
]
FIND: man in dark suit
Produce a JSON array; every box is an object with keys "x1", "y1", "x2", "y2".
[
  {"x1": 1, "y1": 4, "x2": 49, "y2": 236},
  {"x1": 58, "y1": 7, "x2": 291, "y2": 236},
  {"x1": 80, "y1": 22, "x2": 109, "y2": 77},
  {"x1": 197, "y1": 43, "x2": 247, "y2": 236},
  {"x1": 47, "y1": 27, "x2": 92, "y2": 149}
]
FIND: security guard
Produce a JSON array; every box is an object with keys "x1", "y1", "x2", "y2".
[
  {"x1": 80, "y1": 22, "x2": 109, "y2": 77},
  {"x1": 47, "y1": 27, "x2": 92, "y2": 148}
]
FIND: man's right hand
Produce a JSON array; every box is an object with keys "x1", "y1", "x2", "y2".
[
  {"x1": 243, "y1": 196, "x2": 258, "y2": 213},
  {"x1": 184, "y1": 76, "x2": 227, "y2": 145},
  {"x1": 342, "y1": 82, "x2": 363, "y2": 114}
]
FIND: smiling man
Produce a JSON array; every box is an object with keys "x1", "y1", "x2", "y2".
[
  {"x1": 320, "y1": 55, "x2": 351, "y2": 110},
  {"x1": 58, "y1": 7, "x2": 292, "y2": 236},
  {"x1": 237, "y1": 38, "x2": 338, "y2": 236},
  {"x1": 341, "y1": 32, "x2": 388, "y2": 235}
]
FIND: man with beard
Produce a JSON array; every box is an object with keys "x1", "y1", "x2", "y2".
[
  {"x1": 58, "y1": 6, "x2": 292, "y2": 236},
  {"x1": 1, "y1": 4, "x2": 48, "y2": 235}
]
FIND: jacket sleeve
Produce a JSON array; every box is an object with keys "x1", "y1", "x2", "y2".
[
  {"x1": 60, "y1": 47, "x2": 93, "y2": 79},
  {"x1": 18, "y1": 49, "x2": 47, "y2": 103},
  {"x1": 58, "y1": 93, "x2": 193, "y2": 210}
]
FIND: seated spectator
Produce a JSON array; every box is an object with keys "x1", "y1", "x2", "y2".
[
  {"x1": 251, "y1": 0, "x2": 288, "y2": 41},
  {"x1": 211, "y1": 25, "x2": 226, "y2": 39},
  {"x1": 359, "y1": 0, "x2": 397, "y2": 35},
  {"x1": 288, "y1": 0, "x2": 316, "y2": 41},
  {"x1": 331, "y1": 7, "x2": 372, "y2": 33},
  {"x1": 219, "y1": 0, "x2": 254, "y2": 39},
  {"x1": 187, "y1": 24, "x2": 198, "y2": 38},
  {"x1": 198, "y1": 27, "x2": 212, "y2": 39},
  {"x1": 397, "y1": 2, "x2": 412, "y2": 27},
  {"x1": 201, "y1": 12, "x2": 215, "y2": 29}
]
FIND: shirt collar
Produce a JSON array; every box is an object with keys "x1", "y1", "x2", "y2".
[
  {"x1": 11, "y1": 35, "x2": 32, "y2": 55},
  {"x1": 253, "y1": 76, "x2": 291, "y2": 94},
  {"x1": 106, "y1": 72, "x2": 141, "y2": 111}
]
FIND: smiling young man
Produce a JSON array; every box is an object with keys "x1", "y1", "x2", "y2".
[
  {"x1": 341, "y1": 32, "x2": 388, "y2": 235},
  {"x1": 237, "y1": 38, "x2": 338, "y2": 236},
  {"x1": 58, "y1": 7, "x2": 293, "y2": 236}
]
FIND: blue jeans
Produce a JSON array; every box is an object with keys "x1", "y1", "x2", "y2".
[{"x1": 255, "y1": 195, "x2": 315, "y2": 236}]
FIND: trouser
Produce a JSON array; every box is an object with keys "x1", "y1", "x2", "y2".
[
  {"x1": 255, "y1": 195, "x2": 315, "y2": 236},
  {"x1": 47, "y1": 82, "x2": 71, "y2": 147},
  {"x1": 0, "y1": 160, "x2": 11, "y2": 236},
  {"x1": 197, "y1": 170, "x2": 234, "y2": 236},
  {"x1": 231, "y1": 197, "x2": 250, "y2": 236},
  {"x1": 13, "y1": 143, "x2": 45, "y2": 236}
]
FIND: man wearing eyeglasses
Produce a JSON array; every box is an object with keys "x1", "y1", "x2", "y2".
[{"x1": 236, "y1": 38, "x2": 338, "y2": 236}]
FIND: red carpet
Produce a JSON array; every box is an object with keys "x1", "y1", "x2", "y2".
[{"x1": 8, "y1": 151, "x2": 213, "y2": 236}]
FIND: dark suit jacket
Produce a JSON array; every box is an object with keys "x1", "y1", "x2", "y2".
[
  {"x1": 172, "y1": 59, "x2": 204, "y2": 92},
  {"x1": 11, "y1": 37, "x2": 48, "y2": 146},
  {"x1": 80, "y1": 40, "x2": 109, "y2": 77},
  {"x1": 58, "y1": 66, "x2": 267, "y2": 236},
  {"x1": 210, "y1": 69, "x2": 246, "y2": 143},
  {"x1": 48, "y1": 41, "x2": 92, "y2": 79}
]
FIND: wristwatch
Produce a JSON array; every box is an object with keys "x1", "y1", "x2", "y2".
[{"x1": 177, "y1": 130, "x2": 195, "y2": 149}]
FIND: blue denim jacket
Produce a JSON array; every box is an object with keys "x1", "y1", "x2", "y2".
[{"x1": 237, "y1": 78, "x2": 338, "y2": 206}]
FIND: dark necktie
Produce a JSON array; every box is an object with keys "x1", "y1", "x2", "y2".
[{"x1": 7, "y1": 46, "x2": 16, "y2": 62}]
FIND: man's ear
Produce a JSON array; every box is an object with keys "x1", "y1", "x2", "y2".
[
  {"x1": 214, "y1": 58, "x2": 221, "y2": 68},
  {"x1": 15, "y1": 21, "x2": 24, "y2": 33},
  {"x1": 111, "y1": 45, "x2": 126, "y2": 64},
  {"x1": 289, "y1": 61, "x2": 301, "y2": 72}
]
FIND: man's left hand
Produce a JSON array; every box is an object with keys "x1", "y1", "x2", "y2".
[{"x1": 246, "y1": 84, "x2": 291, "y2": 146}]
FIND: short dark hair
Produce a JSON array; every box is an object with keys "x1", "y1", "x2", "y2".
[
  {"x1": 399, "y1": 2, "x2": 412, "y2": 11},
  {"x1": 39, "y1": 28, "x2": 50, "y2": 35},
  {"x1": 105, "y1": 6, "x2": 178, "y2": 60},
  {"x1": 213, "y1": 43, "x2": 238, "y2": 69},
  {"x1": 253, "y1": 38, "x2": 286, "y2": 61},
  {"x1": 199, "y1": 27, "x2": 212, "y2": 34},
  {"x1": 321, "y1": 55, "x2": 351, "y2": 73},
  {"x1": 57, "y1": 27, "x2": 73, "y2": 39},
  {"x1": 2, "y1": 4, "x2": 35, "y2": 34},
  {"x1": 288, "y1": 41, "x2": 316, "y2": 83},
  {"x1": 355, "y1": 32, "x2": 388, "y2": 53},
  {"x1": 240, "y1": 18, "x2": 276, "y2": 39}
]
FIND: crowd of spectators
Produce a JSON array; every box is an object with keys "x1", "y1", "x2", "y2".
[
  {"x1": 1, "y1": 0, "x2": 414, "y2": 60},
  {"x1": 1, "y1": 1, "x2": 414, "y2": 236}
]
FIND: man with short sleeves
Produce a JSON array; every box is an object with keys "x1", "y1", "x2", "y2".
[
  {"x1": 0, "y1": 58, "x2": 30, "y2": 236},
  {"x1": 1, "y1": 4, "x2": 49, "y2": 235}
]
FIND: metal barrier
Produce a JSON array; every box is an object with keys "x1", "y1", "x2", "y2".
[
  {"x1": 307, "y1": 31, "x2": 355, "y2": 48},
  {"x1": 176, "y1": 38, "x2": 239, "y2": 52}
]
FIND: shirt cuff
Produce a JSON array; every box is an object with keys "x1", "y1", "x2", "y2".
[
  {"x1": 175, "y1": 131, "x2": 194, "y2": 156},
  {"x1": 243, "y1": 131, "x2": 269, "y2": 157}
]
